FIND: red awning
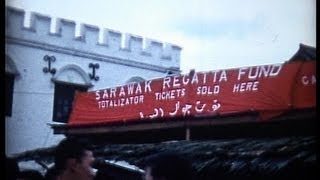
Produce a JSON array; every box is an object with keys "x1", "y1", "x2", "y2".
[{"x1": 67, "y1": 60, "x2": 316, "y2": 126}]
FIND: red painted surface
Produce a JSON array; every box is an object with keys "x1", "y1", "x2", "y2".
[{"x1": 68, "y1": 61, "x2": 316, "y2": 126}]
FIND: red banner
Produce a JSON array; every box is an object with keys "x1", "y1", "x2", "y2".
[{"x1": 68, "y1": 61, "x2": 316, "y2": 126}]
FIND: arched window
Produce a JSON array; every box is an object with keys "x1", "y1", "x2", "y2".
[
  {"x1": 5, "y1": 55, "x2": 20, "y2": 117},
  {"x1": 51, "y1": 65, "x2": 92, "y2": 123},
  {"x1": 126, "y1": 76, "x2": 145, "y2": 84}
]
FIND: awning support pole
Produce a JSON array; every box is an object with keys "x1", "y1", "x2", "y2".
[{"x1": 185, "y1": 127, "x2": 190, "y2": 141}]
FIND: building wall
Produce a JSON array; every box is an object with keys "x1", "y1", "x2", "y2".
[{"x1": 5, "y1": 6, "x2": 182, "y2": 155}]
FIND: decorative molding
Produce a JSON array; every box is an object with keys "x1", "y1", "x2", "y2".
[
  {"x1": 5, "y1": 6, "x2": 182, "y2": 72},
  {"x1": 6, "y1": 36, "x2": 180, "y2": 74},
  {"x1": 126, "y1": 76, "x2": 146, "y2": 83},
  {"x1": 52, "y1": 64, "x2": 93, "y2": 87},
  {"x1": 5, "y1": 54, "x2": 20, "y2": 76}
]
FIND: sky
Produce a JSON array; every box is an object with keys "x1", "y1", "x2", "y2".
[{"x1": 6, "y1": 0, "x2": 316, "y2": 73}]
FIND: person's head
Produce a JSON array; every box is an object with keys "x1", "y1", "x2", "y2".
[
  {"x1": 18, "y1": 170, "x2": 44, "y2": 180},
  {"x1": 6, "y1": 156, "x2": 20, "y2": 180},
  {"x1": 142, "y1": 152, "x2": 194, "y2": 180},
  {"x1": 54, "y1": 137, "x2": 95, "y2": 179},
  {"x1": 93, "y1": 167, "x2": 115, "y2": 180}
]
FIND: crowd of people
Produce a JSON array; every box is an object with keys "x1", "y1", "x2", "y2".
[{"x1": 6, "y1": 137, "x2": 196, "y2": 180}]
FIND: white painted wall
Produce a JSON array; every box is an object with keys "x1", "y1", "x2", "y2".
[{"x1": 5, "y1": 6, "x2": 182, "y2": 155}]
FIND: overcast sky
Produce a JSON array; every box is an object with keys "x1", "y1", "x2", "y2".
[{"x1": 6, "y1": 0, "x2": 316, "y2": 73}]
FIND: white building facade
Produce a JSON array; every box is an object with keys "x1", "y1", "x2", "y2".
[{"x1": 5, "y1": 6, "x2": 181, "y2": 156}]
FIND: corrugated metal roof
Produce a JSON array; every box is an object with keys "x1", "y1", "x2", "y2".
[{"x1": 13, "y1": 136, "x2": 316, "y2": 179}]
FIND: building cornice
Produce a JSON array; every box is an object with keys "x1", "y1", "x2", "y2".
[{"x1": 6, "y1": 36, "x2": 180, "y2": 73}]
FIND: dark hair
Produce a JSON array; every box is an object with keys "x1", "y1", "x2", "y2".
[
  {"x1": 94, "y1": 167, "x2": 115, "y2": 180},
  {"x1": 44, "y1": 167, "x2": 58, "y2": 180},
  {"x1": 54, "y1": 137, "x2": 92, "y2": 172},
  {"x1": 6, "y1": 156, "x2": 20, "y2": 180},
  {"x1": 18, "y1": 170, "x2": 44, "y2": 180},
  {"x1": 143, "y1": 152, "x2": 195, "y2": 180}
]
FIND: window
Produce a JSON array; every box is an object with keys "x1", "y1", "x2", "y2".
[
  {"x1": 5, "y1": 73, "x2": 15, "y2": 116},
  {"x1": 126, "y1": 76, "x2": 145, "y2": 84},
  {"x1": 53, "y1": 82, "x2": 88, "y2": 123}
]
